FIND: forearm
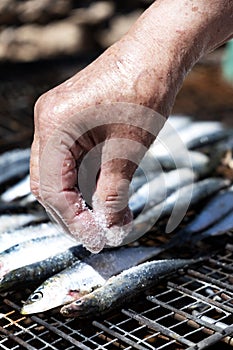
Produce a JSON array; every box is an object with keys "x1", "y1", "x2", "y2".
[
  {"x1": 132, "y1": 0, "x2": 233, "y2": 57},
  {"x1": 112, "y1": 0, "x2": 233, "y2": 113}
]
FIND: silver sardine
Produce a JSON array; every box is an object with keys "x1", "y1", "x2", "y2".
[
  {"x1": 0, "y1": 222, "x2": 60, "y2": 253},
  {"x1": 192, "y1": 210, "x2": 233, "y2": 242},
  {"x1": 129, "y1": 168, "x2": 195, "y2": 215},
  {"x1": 1, "y1": 174, "x2": 30, "y2": 202},
  {"x1": 181, "y1": 185, "x2": 233, "y2": 235},
  {"x1": 60, "y1": 258, "x2": 199, "y2": 318},
  {"x1": 125, "y1": 178, "x2": 230, "y2": 244},
  {"x1": 0, "y1": 232, "x2": 76, "y2": 278},
  {"x1": 0, "y1": 213, "x2": 45, "y2": 234},
  {"x1": 0, "y1": 245, "x2": 88, "y2": 292},
  {"x1": 0, "y1": 148, "x2": 30, "y2": 185},
  {"x1": 21, "y1": 245, "x2": 162, "y2": 314}
]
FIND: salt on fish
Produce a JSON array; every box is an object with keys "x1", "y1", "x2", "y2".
[
  {"x1": 0, "y1": 148, "x2": 30, "y2": 185},
  {"x1": 1, "y1": 174, "x2": 30, "y2": 202},
  {"x1": 60, "y1": 258, "x2": 201, "y2": 318}
]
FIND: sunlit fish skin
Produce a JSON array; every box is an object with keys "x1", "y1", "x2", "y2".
[
  {"x1": 192, "y1": 210, "x2": 233, "y2": 243},
  {"x1": 181, "y1": 185, "x2": 233, "y2": 235},
  {"x1": 60, "y1": 258, "x2": 198, "y2": 318},
  {"x1": 0, "y1": 245, "x2": 89, "y2": 293},
  {"x1": 134, "y1": 152, "x2": 161, "y2": 176},
  {"x1": 159, "y1": 115, "x2": 192, "y2": 138},
  {"x1": 21, "y1": 245, "x2": 161, "y2": 314},
  {"x1": 0, "y1": 222, "x2": 59, "y2": 253},
  {"x1": 21, "y1": 262, "x2": 106, "y2": 315},
  {"x1": 151, "y1": 122, "x2": 226, "y2": 159},
  {"x1": 129, "y1": 168, "x2": 195, "y2": 215},
  {"x1": 130, "y1": 172, "x2": 158, "y2": 194},
  {"x1": 1, "y1": 174, "x2": 30, "y2": 202},
  {"x1": 126, "y1": 178, "x2": 230, "y2": 244},
  {"x1": 152, "y1": 150, "x2": 210, "y2": 175},
  {"x1": 134, "y1": 149, "x2": 209, "y2": 177},
  {"x1": 0, "y1": 232, "x2": 76, "y2": 278},
  {"x1": 176, "y1": 121, "x2": 227, "y2": 149},
  {"x1": 0, "y1": 213, "x2": 44, "y2": 234},
  {"x1": 0, "y1": 148, "x2": 30, "y2": 185}
]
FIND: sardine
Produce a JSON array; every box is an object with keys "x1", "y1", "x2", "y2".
[
  {"x1": 134, "y1": 152, "x2": 161, "y2": 176},
  {"x1": 21, "y1": 245, "x2": 162, "y2": 314},
  {"x1": 0, "y1": 201, "x2": 33, "y2": 214},
  {"x1": 1, "y1": 174, "x2": 30, "y2": 202},
  {"x1": 60, "y1": 258, "x2": 200, "y2": 318},
  {"x1": 159, "y1": 115, "x2": 192, "y2": 138},
  {"x1": 134, "y1": 149, "x2": 209, "y2": 178},
  {"x1": 153, "y1": 151, "x2": 210, "y2": 175},
  {"x1": 191, "y1": 210, "x2": 233, "y2": 242},
  {"x1": 0, "y1": 213, "x2": 45, "y2": 234},
  {"x1": 130, "y1": 172, "x2": 158, "y2": 194},
  {"x1": 0, "y1": 232, "x2": 76, "y2": 278},
  {"x1": 180, "y1": 185, "x2": 233, "y2": 235},
  {"x1": 0, "y1": 245, "x2": 89, "y2": 292},
  {"x1": 151, "y1": 122, "x2": 226, "y2": 161},
  {"x1": 0, "y1": 148, "x2": 30, "y2": 185},
  {"x1": 129, "y1": 168, "x2": 195, "y2": 215},
  {"x1": 0, "y1": 222, "x2": 59, "y2": 253},
  {"x1": 176, "y1": 121, "x2": 227, "y2": 149},
  {"x1": 125, "y1": 178, "x2": 230, "y2": 244}
]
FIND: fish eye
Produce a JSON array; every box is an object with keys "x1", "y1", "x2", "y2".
[{"x1": 30, "y1": 291, "x2": 43, "y2": 302}]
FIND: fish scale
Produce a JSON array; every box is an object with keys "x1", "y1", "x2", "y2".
[
  {"x1": 0, "y1": 232, "x2": 76, "y2": 278},
  {"x1": 60, "y1": 258, "x2": 201, "y2": 318},
  {"x1": 0, "y1": 148, "x2": 30, "y2": 186},
  {"x1": 0, "y1": 222, "x2": 59, "y2": 253},
  {"x1": 129, "y1": 168, "x2": 195, "y2": 215},
  {"x1": 0, "y1": 213, "x2": 45, "y2": 234},
  {"x1": 125, "y1": 177, "x2": 230, "y2": 244},
  {"x1": 21, "y1": 245, "x2": 162, "y2": 314},
  {"x1": 0, "y1": 244, "x2": 89, "y2": 292}
]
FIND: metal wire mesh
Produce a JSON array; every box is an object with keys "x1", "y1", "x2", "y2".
[{"x1": 1, "y1": 242, "x2": 233, "y2": 350}]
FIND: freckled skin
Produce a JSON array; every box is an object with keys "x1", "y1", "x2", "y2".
[{"x1": 30, "y1": 0, "x2": 233, "y2": 252}]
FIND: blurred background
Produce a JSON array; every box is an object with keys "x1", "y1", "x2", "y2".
[{"x1": 0, "y1": 0, "x2": 232, "y2": 153}]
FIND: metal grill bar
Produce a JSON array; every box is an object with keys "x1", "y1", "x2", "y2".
[
  {"x1": 122, "y1": 309, "x2": 194, "y2": 347},
  {"x1": 148, "y1": 296, "x2": 233, "y2": 347},
  {"x1": 148, "y1": 296, "x2": 225, "y2": 333},
  {"x1": 187, "y1": 324, "x2": 233, "y2": 350},
  {"x1": 208, "y1": 258, "x2": 233, "y2": 272},
  {"x1": 3, "y1": 299, "x2": 91, "y2": 350},
  {"x1": 1, "y1": 242, "x2": 233, "y2": 349},
  {"x1": 30, "y1": 316, "x2": 90, "y2": 350},
  {"x1": 93, "y1": 320, "x2": 149, "y2": 350},
  {"x1": 0, "y1": 325, "x2": 35, "y2": 350},
  {"x1": 168, "y1": 282, "x2": 233, "y2": 314},
  {"x1": 187, "y1": 269, "x2": 233, "y2": 293}
]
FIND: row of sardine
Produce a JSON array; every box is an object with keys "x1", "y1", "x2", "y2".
[{"x1": 0, "y1": 115, "x2": 232, "y2": 318}]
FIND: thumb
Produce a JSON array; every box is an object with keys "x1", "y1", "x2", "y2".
[{"x1": 92, "y1": 158, "x2": 135, "y2": 247}]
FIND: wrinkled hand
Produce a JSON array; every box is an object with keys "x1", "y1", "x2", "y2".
[
  {"x1": 30, "y1": 35, "x2": 170, "y2": 252},
  {"x1": 30, "y1": 0, "x2": 233, "y2": 253}
]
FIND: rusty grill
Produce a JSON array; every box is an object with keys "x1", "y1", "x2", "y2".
[{"x1": 0, "y1": 241, "x2": 233, "y2": 350}]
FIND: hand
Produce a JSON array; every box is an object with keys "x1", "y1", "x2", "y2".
[
  {"x1": 30, "y1": 37, "x2": 168, "y2": 252},
  {"x1": 30, "y1": 0, "x2": 233, "y2": 253}
]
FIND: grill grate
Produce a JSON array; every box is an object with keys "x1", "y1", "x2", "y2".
[{"x1": 1, "y1": 241, "x2": 233, "y2": 350}]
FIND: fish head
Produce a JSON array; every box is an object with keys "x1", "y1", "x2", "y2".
[
  {"x1": 60, "y1": 294, "x2": 100, "y2": 318},
  {"x1": 21, "y1": 277, "x2": 74, "y2": 314},
  {"x1": 65, "y1": 262, "x2": 106, "y2": 300},
  {"x1": 21, "y1": 262, "x2": 106, "y2": 315}
]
